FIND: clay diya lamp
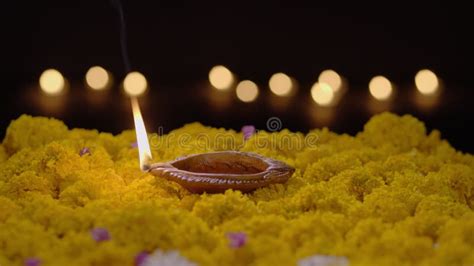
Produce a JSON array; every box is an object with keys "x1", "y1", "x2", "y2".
[{"x1": 146, "y1": 151, "x2": 294, "y2": 193}]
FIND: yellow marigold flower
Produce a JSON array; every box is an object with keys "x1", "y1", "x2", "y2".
[
  {"x1": 1, "y1": 170, "x2": 54, "y2": 199},
  {"x1": 192, "y1": 190, "x2": 257, "y2": 227},
  {"x1": 0, "y1": 144, "x2": 7, "y2": 162},
  {"x1": 3, "y1": 114, "x2": 69, "y2": 154},
  {"x1": 0, "y1": 196, "x2": 20, "y2": 222},
  {"x1": 357, "y1": 112, "x2": 427, "y2": 152}
]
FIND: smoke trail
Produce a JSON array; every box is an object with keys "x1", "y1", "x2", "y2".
[
  {"x1": 110, "y1": 0, "x2": 131, "y2": 73},
  {"x1": 110, "y1": 0, "x2": 151, "y2": 168}
]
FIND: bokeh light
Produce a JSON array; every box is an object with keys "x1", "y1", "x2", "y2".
[
  {"x1": 123, "y1": 71, "x2": 148, "y2": 96},
  {"x1": 318, "y1": 69, "x2": 342, "y2": 92},
  {"x1": 369, "y1": 75, "x2": 392, "y2": 100},
  {"x1": 39, "y1": 69, "x2": 65, "y2": 95},
  {"x1": 209, "y1": 65, "x2": 234, "y2": 90},
  {"x1": 236, "y1": 80, "x2": 259, "y2": 102},
  {"x1": 269, "y1": 72, "x2": 293, "y2": 96},
  {"x1": 311, "y1": 82, "x2": 334, "y2": 106},
  {"x1": 86, "y1": 66, "x2": 110, "y2": 90},
  {"x1": 415, "y1": 69, "x2": 439, "y2": 95}
]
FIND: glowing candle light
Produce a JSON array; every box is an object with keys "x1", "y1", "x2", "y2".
[
  {"x1": 369, "y1": 75, "x2": 393, "y2": 100},
  {"x1": 236, "y1": 80, "x2": 259, "y2": 102},
  {"x1": 311, "y1": 82, "x2": 334, "y2": 106},
  {"x1": 39, "y1": 69, "x2": 65, "y2": 95},
  {"x1": 123, "y1": 71, "x2": 148, "y2": 96},
  {"x1": 318, "y1": 69, "x2": 342, "y2": 92},
  {"x1": 415, "y1": 69, "x2": 439, "y2": 95},
  {"x1": 269, "y1": 72, "x2": 293, "y2": 96},
  {"x1": 209, "y1": 65, "x2": 234, "y2": 90},
  {"x1": 131, "y1": 97, "x2": 152, "y2": 170},
  {"x1": 86, "y1": 66, "x2": 110, "y2": 90}
]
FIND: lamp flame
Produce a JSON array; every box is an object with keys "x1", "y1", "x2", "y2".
[{"x1": 131, "y1": 97, "x2": 152, "y2": 170}]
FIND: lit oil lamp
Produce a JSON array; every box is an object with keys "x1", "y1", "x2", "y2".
[
  {"x1": 147, "y1": 151, "x2": 294, "y2": 193},
  {"x1": 131, "y1": 98, "x2": 294, "y2": 193}
]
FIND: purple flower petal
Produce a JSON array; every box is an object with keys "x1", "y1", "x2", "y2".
[
  {"x1": 24, "y1": 258, "x2": 41, "y2": 266},
  {"x1": 79, "y1": 147, "x2": 91, "y2": 157},
  {"x1": 135, "y1": 251, "x2": 149, "y2": 266},
  {"x1": 241, "y1": 125, "x2": 256, "y2": 141},
  {"x1": 226, "y1": 232, "x2": 247, "y2": 248},
  {"x1": 91, "y1": 227, "x2": 110, "y2": 242},
  {"x1": 131, "y1": 142, "x2": 138, "y2": 148}
]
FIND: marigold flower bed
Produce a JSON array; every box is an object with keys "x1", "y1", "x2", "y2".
[{"x1": 1, "y1": 113, "x2": 473, "y2": 266}]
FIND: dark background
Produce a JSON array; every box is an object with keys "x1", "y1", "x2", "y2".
[{"x1": 3, "y1": 1, "x2": 474, "y2": 152}]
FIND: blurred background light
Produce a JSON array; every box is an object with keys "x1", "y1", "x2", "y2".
[
  {"x1": 86, "y1": 66, "x2": 110, "y2": 90},
  {"x1": 311, "y1": 82, "x2": 334, "y2": 106},
  {"x1": 209, "y1": 65, "x2": 234, "y2": 90},
  {"x1": 415, "y1": 69, "x2": 439, "y2": 95},
  {"x1": 39, "y1": 69, "x2": 65, "y2": 95},
  {"x1": 318, "y1": 69, "x2": 342, "y2": 92},
  {"x1": 269, "y1": 72, "x2": 293, "y2": 96},
  {"x1": 123, "y1": 71, "x2": 148, "y2": 96},
  {"x1": 369, "y1": 75, "x2": 392, "y2": 100},
  {"x1": 236, "y1": 80, "x2": 259, "y2": 102}
]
